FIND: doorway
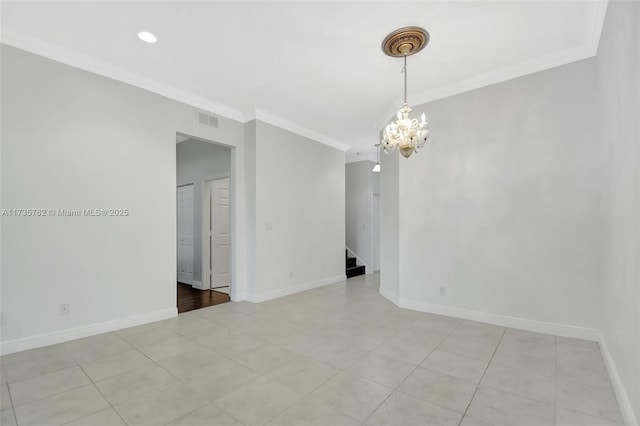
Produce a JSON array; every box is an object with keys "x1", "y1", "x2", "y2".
[{"x1": 176, "y1": 135, "x2": 232, "y2": 313}]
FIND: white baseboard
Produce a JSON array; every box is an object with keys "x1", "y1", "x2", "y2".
[
  {"x1": 379, "y1": 287, "x2": 399, "y2": 305},
  {"x1": 599, "y1": 332, "x2": 638, "y2": 426},
  {"x1": 382, "y1": 293, "x2": 633, "y2": 422},
  {"x1": 392, "y1": 297, "x2": 599, "y2": 341},
  {"x1": 191, "y1": 281, "x2": 206, "y2": 290},
  {"x1": 247, "y1": 274, "x2": 346, "y2": 303},
  {"x1": 0, "y1": 308, "x2": 177, "y2": 355},
  {"x1": 230, "y1": 291, "x2": 245, "y2": 302}
]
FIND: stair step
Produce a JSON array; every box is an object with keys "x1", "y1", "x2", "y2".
[
  {"x1": 346, "y1": 265, "x2": 366, "y2": 279},
  {"x1": 346, "y1": 257, "x2": 357, "y2": 268}
]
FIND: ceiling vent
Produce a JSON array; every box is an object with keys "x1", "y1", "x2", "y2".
[{"x1": 198, "y1": 112, "x2": 219, "y2": 128}]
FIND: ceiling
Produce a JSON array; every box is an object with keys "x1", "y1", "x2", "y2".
[{"x1": 1, "y1": 1, "x2": 607, "y2": 162}]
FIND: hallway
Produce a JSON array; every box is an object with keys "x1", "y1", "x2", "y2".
[{"x1": 177, "y1": 283, "x2": 230, "y2": 314}]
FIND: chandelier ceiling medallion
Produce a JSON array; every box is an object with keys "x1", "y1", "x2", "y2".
[{"x1": 381, "y1": 26, "x2": 431, "y2": 159}]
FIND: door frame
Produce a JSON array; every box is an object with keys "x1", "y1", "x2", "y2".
[
  {"x1": 176, "y1": 131, "x2": 240, "y2": 301},
  {"x1": 201, "y1": 173, "x2": 231, "y2": 292}
]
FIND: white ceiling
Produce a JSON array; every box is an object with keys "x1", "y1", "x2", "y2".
[{"x1": 1, "y1": 1, "x2": 607, "y2": 162}]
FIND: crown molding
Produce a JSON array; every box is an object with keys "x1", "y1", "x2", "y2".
[
  {"x1": 0, "y1": 29, "x2": 246, "y2": 122},
  {"x1": 374, "y1": 1, "x2": 609, "y2": 131},
  {"x1": 253, "y1": 108, "x2": 351, "y2": 152},
  {"x1": 0, "y1": 29, "x2": 353, "y2": 152},
  {"x1": 2, "y1": 0, "x2": 608, "y2": 151},
  {"x1": 411, "y1": 43, "x2": 593, "y2": 107}
]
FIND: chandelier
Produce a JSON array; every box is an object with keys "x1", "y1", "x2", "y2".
[{"x1": 381, "y1": 27, "x2": 431, "y2": 158}]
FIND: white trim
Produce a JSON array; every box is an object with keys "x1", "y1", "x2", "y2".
[
  {"x1": 385, "y1": 294, "x2": 636, "y2": 422},
  {"x1": 599, "y1": 332, "x2": 639, "y2": 426},
  {"x1": 422, "y1": 45, "x2": 591, "y2": 110},
  {"x1": 247, "y1": 275, "x2": 346, "y2": 303},
  {"x1": 374, "y1": 1, "x2": 609, "y2": 131},
  {"x1": 0, "y1": 308, "x2": 177, "y2": 355},
  {"x1": 253, "y1": 109, "x2": 351, "y2": 152},
  {"x1": 375, "y1": 46, "x2": 593, "y2": 131},
  {"x1": 3, "y1": 3, "x2": 608, "y2": 155},
  {"x1": 191, "y1": 281, "x2": 206, "y2": 291},
  {"x1": 0, "y1": 30, "x2": 245, "y2": 122},
  {"x1": 394, "y1": 298, "x2": 599, "y2": 341},
  {"x1": 230, "y1": 292, "x2": 246, "y2": 302},
  {"x1": 379, "y1": 287, "x2": 399, "y2": 306},
  {"x1": 0, "y1": 31, "x2": 353, "y2": 153},
  {"x1": 175, "y1": 134, "x2": 242, "y2": 307}
]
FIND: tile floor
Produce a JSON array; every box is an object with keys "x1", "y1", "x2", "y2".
[{"x1": 0, "y1": 274, "x2": 624, "y2": 426}]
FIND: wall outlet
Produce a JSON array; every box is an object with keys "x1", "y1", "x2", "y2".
[
  {"x1": 439, "y1": 286, "x2": 446, "y2": 296},
  {"x1": 289, "y1": 272, "x2": 293, "y2": 279},
  {"x1": 60, "y1": 304, "x2": 70, "y2": 316}
]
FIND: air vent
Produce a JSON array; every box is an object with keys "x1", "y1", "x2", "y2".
[{"x1": 198, "y1": 112, "x2": 219, "y2": 128}]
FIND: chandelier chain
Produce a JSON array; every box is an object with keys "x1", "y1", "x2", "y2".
[{"x1": 403, "y1": 55, "x2": 407, "y2": 104}]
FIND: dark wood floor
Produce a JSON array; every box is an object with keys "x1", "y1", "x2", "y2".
[{"x1": 177, "y1": 283, "x2": 230, "y2": 314}]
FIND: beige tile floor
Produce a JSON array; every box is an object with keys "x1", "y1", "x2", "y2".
[{"x1": 0, "y1": 274, "x2": 624, "y2": 426}]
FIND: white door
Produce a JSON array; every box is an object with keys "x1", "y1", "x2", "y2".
[
  {"x1": 373, "y1": 195, "x2": 380, "y2": 272},
  {"x1": 209, "y1": 178, "x2": 230, "y2": 288},
  {"x1": 177, "y1": 184, "x2": 194, "y2": 284}
]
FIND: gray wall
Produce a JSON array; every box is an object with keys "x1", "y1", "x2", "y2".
[
  {"x1": 345, "y1": 160, "x2": 374, "y2": 272},
  {"x1": 176, "y1": 139, "x2": 231, "y2": 284},
  {"x1": 244, "y1": 121, "x2": 257, "y2": 300},
  {"x1": 379, "y1": 151, "x2": 400, "y2": 301},
  {"x1": 0, "y1": 44, "x2": 346, "y2": 351},
  {"x1": 0, "y1": 45, "x2": 247, "y2": 346},
  {"x1": 381, "y1": 57, "x2": 603, "y2": 328},
  {"x1": 253, "y1": 120, "x2": 345, "y2": 297},
  {"x1": 596, "y1": 1, "x2": 640, "y2": 421},
  {"x1": 372, "y1": 169, "x2": 380, "y2": 196}
]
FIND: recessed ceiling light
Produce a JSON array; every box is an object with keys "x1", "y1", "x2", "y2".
[{"x1": 138, "y1": 31, "x2": 157, "y2": 44}]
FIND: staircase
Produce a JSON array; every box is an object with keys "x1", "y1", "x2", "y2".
[{"x1": 346, "y1": 250, "x2": 366, "y2": 278}]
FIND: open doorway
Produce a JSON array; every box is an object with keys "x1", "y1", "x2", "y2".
[
  {"x1": 176, "y1": 134, "x2": 232, "y2": 313},
  {"x1": 345, "y1": 160, "x2": 380, "y2": 278}
]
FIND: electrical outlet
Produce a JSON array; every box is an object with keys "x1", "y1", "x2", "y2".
[
  {"x1": 439, "y1": 286, "x2": 446, "y2": 296},
  {"x1": 60, "y1": 304, "x2": 70, "y2": 316},
  {"x1": 289, "y1": 272, "x2": 293, "y2": 279}
]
